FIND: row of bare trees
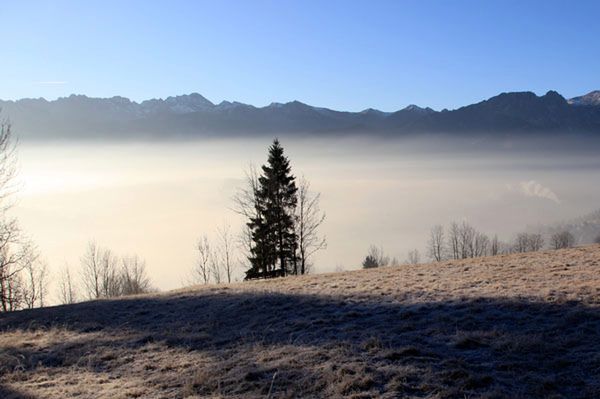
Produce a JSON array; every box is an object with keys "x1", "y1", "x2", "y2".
[
  {"x1": 362, "y1": 222, "x2": 582, "y2": 270},
  {"x1": 426, "y1": 222, "x2": 578, "y2": 263},
  {"x1": 56, "y1": 241, "x2": 154, "y2": 304}
]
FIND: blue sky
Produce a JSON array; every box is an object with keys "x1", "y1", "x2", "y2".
[{"x1": 1, "y1": 0, "x2": 599, "y2": 111}]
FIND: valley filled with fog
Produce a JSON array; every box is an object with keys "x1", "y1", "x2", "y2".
[{"x1": 12, "y1": 136, "x2": 600, "y2": 292}]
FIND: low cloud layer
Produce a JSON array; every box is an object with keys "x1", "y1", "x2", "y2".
[{"x1": 519, "y1": 180, "x2": 561, "y2": 204}]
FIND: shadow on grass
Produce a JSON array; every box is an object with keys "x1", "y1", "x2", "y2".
[
  {"x1": 1, "y1": 290, "x2": 600, "y2": 398},
  {"x1": 0, "y1": 385, "x2": 36, "y2": 399}
]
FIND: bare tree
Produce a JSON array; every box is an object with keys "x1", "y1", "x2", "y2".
[
  {"x1": 513, "y1": 233, "x2": 530, "y2": 253},
  {"x1": 21, "y1": 245, "x2": 49, "y2": 309},
  {"x1": 231, "y1": 164, "x2": 261, "y2": 220},
  {"x1": 406, "y1": 249, "x2": 421, "y2": 265},
  {"x1": 447, "y1": 222, "x2": 460, "y2": 260},
  {"x1": 527, "y1": 233, "x2": 545, "y2": 252},
  {"x1": 458, "y1": 222, "x2": 476, "y2": 258},
  {"x1": 194, "y1": 235, "x2": 212, "y2": 284},
  {"x1": 0, "y1": 117, "x2": 17, "y2": 208},
  {"x1": 295, "y1": 177, "x2": 326, "y2": 275},
  {"x1": 551, "y1": 231, "x2": 575, "y2": 250},
  {"x1": 514, "y1": 232, "x2": 544, "y2": 253},
  {"x1": 121, "y1": 255, "x2": 152, "y2": 295},
  {"x1": 0, "y1": 227, "x2": 28, "y2": 311},
  {"x1": 237, "y1": 224, "x2": 254, "y2": 272},
  {"x1": 210, "y1": 252, "x2": 222, "y2": 284},
  {"x1": 427, "y1": 225, "x2": 444, "y2": 262},
  {"x1": 473, "y1": 232, "x2": 490, "y2": 257},
  {"x1": 57, "y1": 264, "x2": 77, "y2": 305},
  {"x1": 100, "y1": 248, "x2": 120, "y2": 298},
  {"x1": 1, "y1": 266, "x2": 23, "y2": 312},
  {"x1": 217, "y1": 223, "x2": 235, "y2": 283},
  {"x1": 490, "y1": 235, "x2": 500, "y2": 256},
  {"x1": 80, "y1": 241, "x2": 102, "y2": 299},
  {"x1": 231, "y1": 165, "x2": 262, "y2": 274},
  {"x1": 80, "y1": 242, "x2": 121, "y2": 299},
  {"x1": 0, "y1": 118, "x2": 30, "y2": 312},
  {"x1": 595, "y1": 234, "x2": 600, "y2": 244}
]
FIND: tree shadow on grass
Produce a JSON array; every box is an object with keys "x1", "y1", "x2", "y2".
[{"x1": 1, "y1": 290, "x2": 600, "y2": 398}]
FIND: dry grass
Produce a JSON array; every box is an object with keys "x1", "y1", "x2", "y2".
[{"x1": 1, "y1": 245, "x2": 600, "y2": 398}]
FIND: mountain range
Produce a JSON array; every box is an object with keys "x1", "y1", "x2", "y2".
[{"x1": 1, "y1": 90, "x2": 600, "y2": 139}]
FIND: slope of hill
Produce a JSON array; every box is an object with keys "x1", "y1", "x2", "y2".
[
  {"x1": 1, "y1": 245, "x2": 600, "y2": 398},
  {"x1": 2, "y1": 90, "x2": 600, "y2": 139}
]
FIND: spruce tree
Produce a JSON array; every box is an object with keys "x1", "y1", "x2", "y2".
[{"x1": 247, "y1": 139, "x2": 298, "y2": 278}]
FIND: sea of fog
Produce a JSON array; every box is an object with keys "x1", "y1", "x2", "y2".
[{"x1": 11, "y1": 136, "x2": 600, "y2": 296}]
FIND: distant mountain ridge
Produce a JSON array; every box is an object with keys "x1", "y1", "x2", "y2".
[{"x1": 1, "y1": 90, "x2": 600, "y2": 139}]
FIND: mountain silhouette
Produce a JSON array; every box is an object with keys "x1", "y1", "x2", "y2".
[{"x1": 1, "y1": 90, "x2": 600, "y2": 139}]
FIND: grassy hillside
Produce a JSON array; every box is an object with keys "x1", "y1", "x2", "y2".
[{"x1": 1, "y1": 245, "x2": 600, "y2": 398}]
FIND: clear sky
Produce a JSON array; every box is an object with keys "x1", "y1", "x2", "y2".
[{"x1": 1, "y1": 0, "x2": 599, "y2": 111}]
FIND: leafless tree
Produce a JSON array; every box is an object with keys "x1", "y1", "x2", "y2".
[
  {"x1": 231, "y1": 164, "x2": 261, "y2": 220},
  {"x1": 527, "y1": 233, "x2": 545, "y2": 252},
  {"x1": 362, "y1": 245, "x2": 389, "y2": 268},
  {"x1": 447, "y1": 222, "x2": 460, "y2": 260},
  {"x1": 231, "y1": 165, "x2": 262, "y2": 273},
  {"x1": 121, "y1": 255, "x2": 152, "y2": 295},
  {"x1": 1, "y1": 267, "x2": 23, "y2": 311},
  {"x1": 458, "y1": 222, "x2": 476, "y2": 258},
  {"x1": 0, "y1": 227, "x2": 29, "y2": 311},
  {"x1": 194, "y1": 235, "x2": 212, "y2": 284},
  {"x1": 406, "y1": 249, "x2": 421, "y2": 265},
  {"x1": 513, "y1": 232, "x2": 544, "y2": 253},
  {"x1": 551, "y1": 231, "x2": 576, "y2": 250},
  {"x1": 490, "y1": 235, "x2": 500, "y2": 256},
  {"x1": 57, "y1": 264, "x2": 77, "y2": 305},
  {"x1": 80, "y1": 241, "x2": 121, "y2": 299},
  {"x1": 0, "y1": 117, "x2": 17, "y2": 209},
  {"x1": 295, "y1": 177, "x2": 326, "y2": 275},
  {"x1": 595, "y1": 234, "x2": 600, "y2": 244},
  {"x1": 21, "y1": 245, "x2": 50, "y2": 309},
  {"x1": 237, "y1": 224, "x2": 254, "y2": 271},
  {"x1": 443, "y1": 221, "x2": 493, "y2": 259},
  {"x1": 427, "y1": 225, "x2": 444, "y2": 262},
  {"x1": 513, "y1": 233, "x2": 530, "y2": 253},
  {"x1": 0, "y1": 118, "x2": 27, "y2": 312},
  {"x1": 80, "y1": 241, "x2": 102, "y2": 299},
  {"x1": 99, "y1": 248, "x2": 120, "y2": 298},
  {"x1": 210, "y1": 251, "x2": 222, "y2": 284},
  {"x1": 217, "y1": 223, "x2": 235, "y2": 283},
  {"x1": 473, "y1": 232, "x2": 490, "y2": 257}
]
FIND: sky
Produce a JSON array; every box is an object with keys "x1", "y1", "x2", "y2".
[{"x1": 1, "y1": 0, "x2": 600, "y2": 111}]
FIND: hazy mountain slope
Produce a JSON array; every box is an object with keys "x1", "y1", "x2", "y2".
[
  {"x1": 1, "y1": 245, "x2": 600, "y2": 398},
  {"x1": 569, "y1": 90, "x2": 600, "y2": 106},
  {"x1": 2, "y1": 90, "x2": 600, "y2": 139},
  {"x1": 399, "y1": 91, "x2": 600, "y2": 133}
]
